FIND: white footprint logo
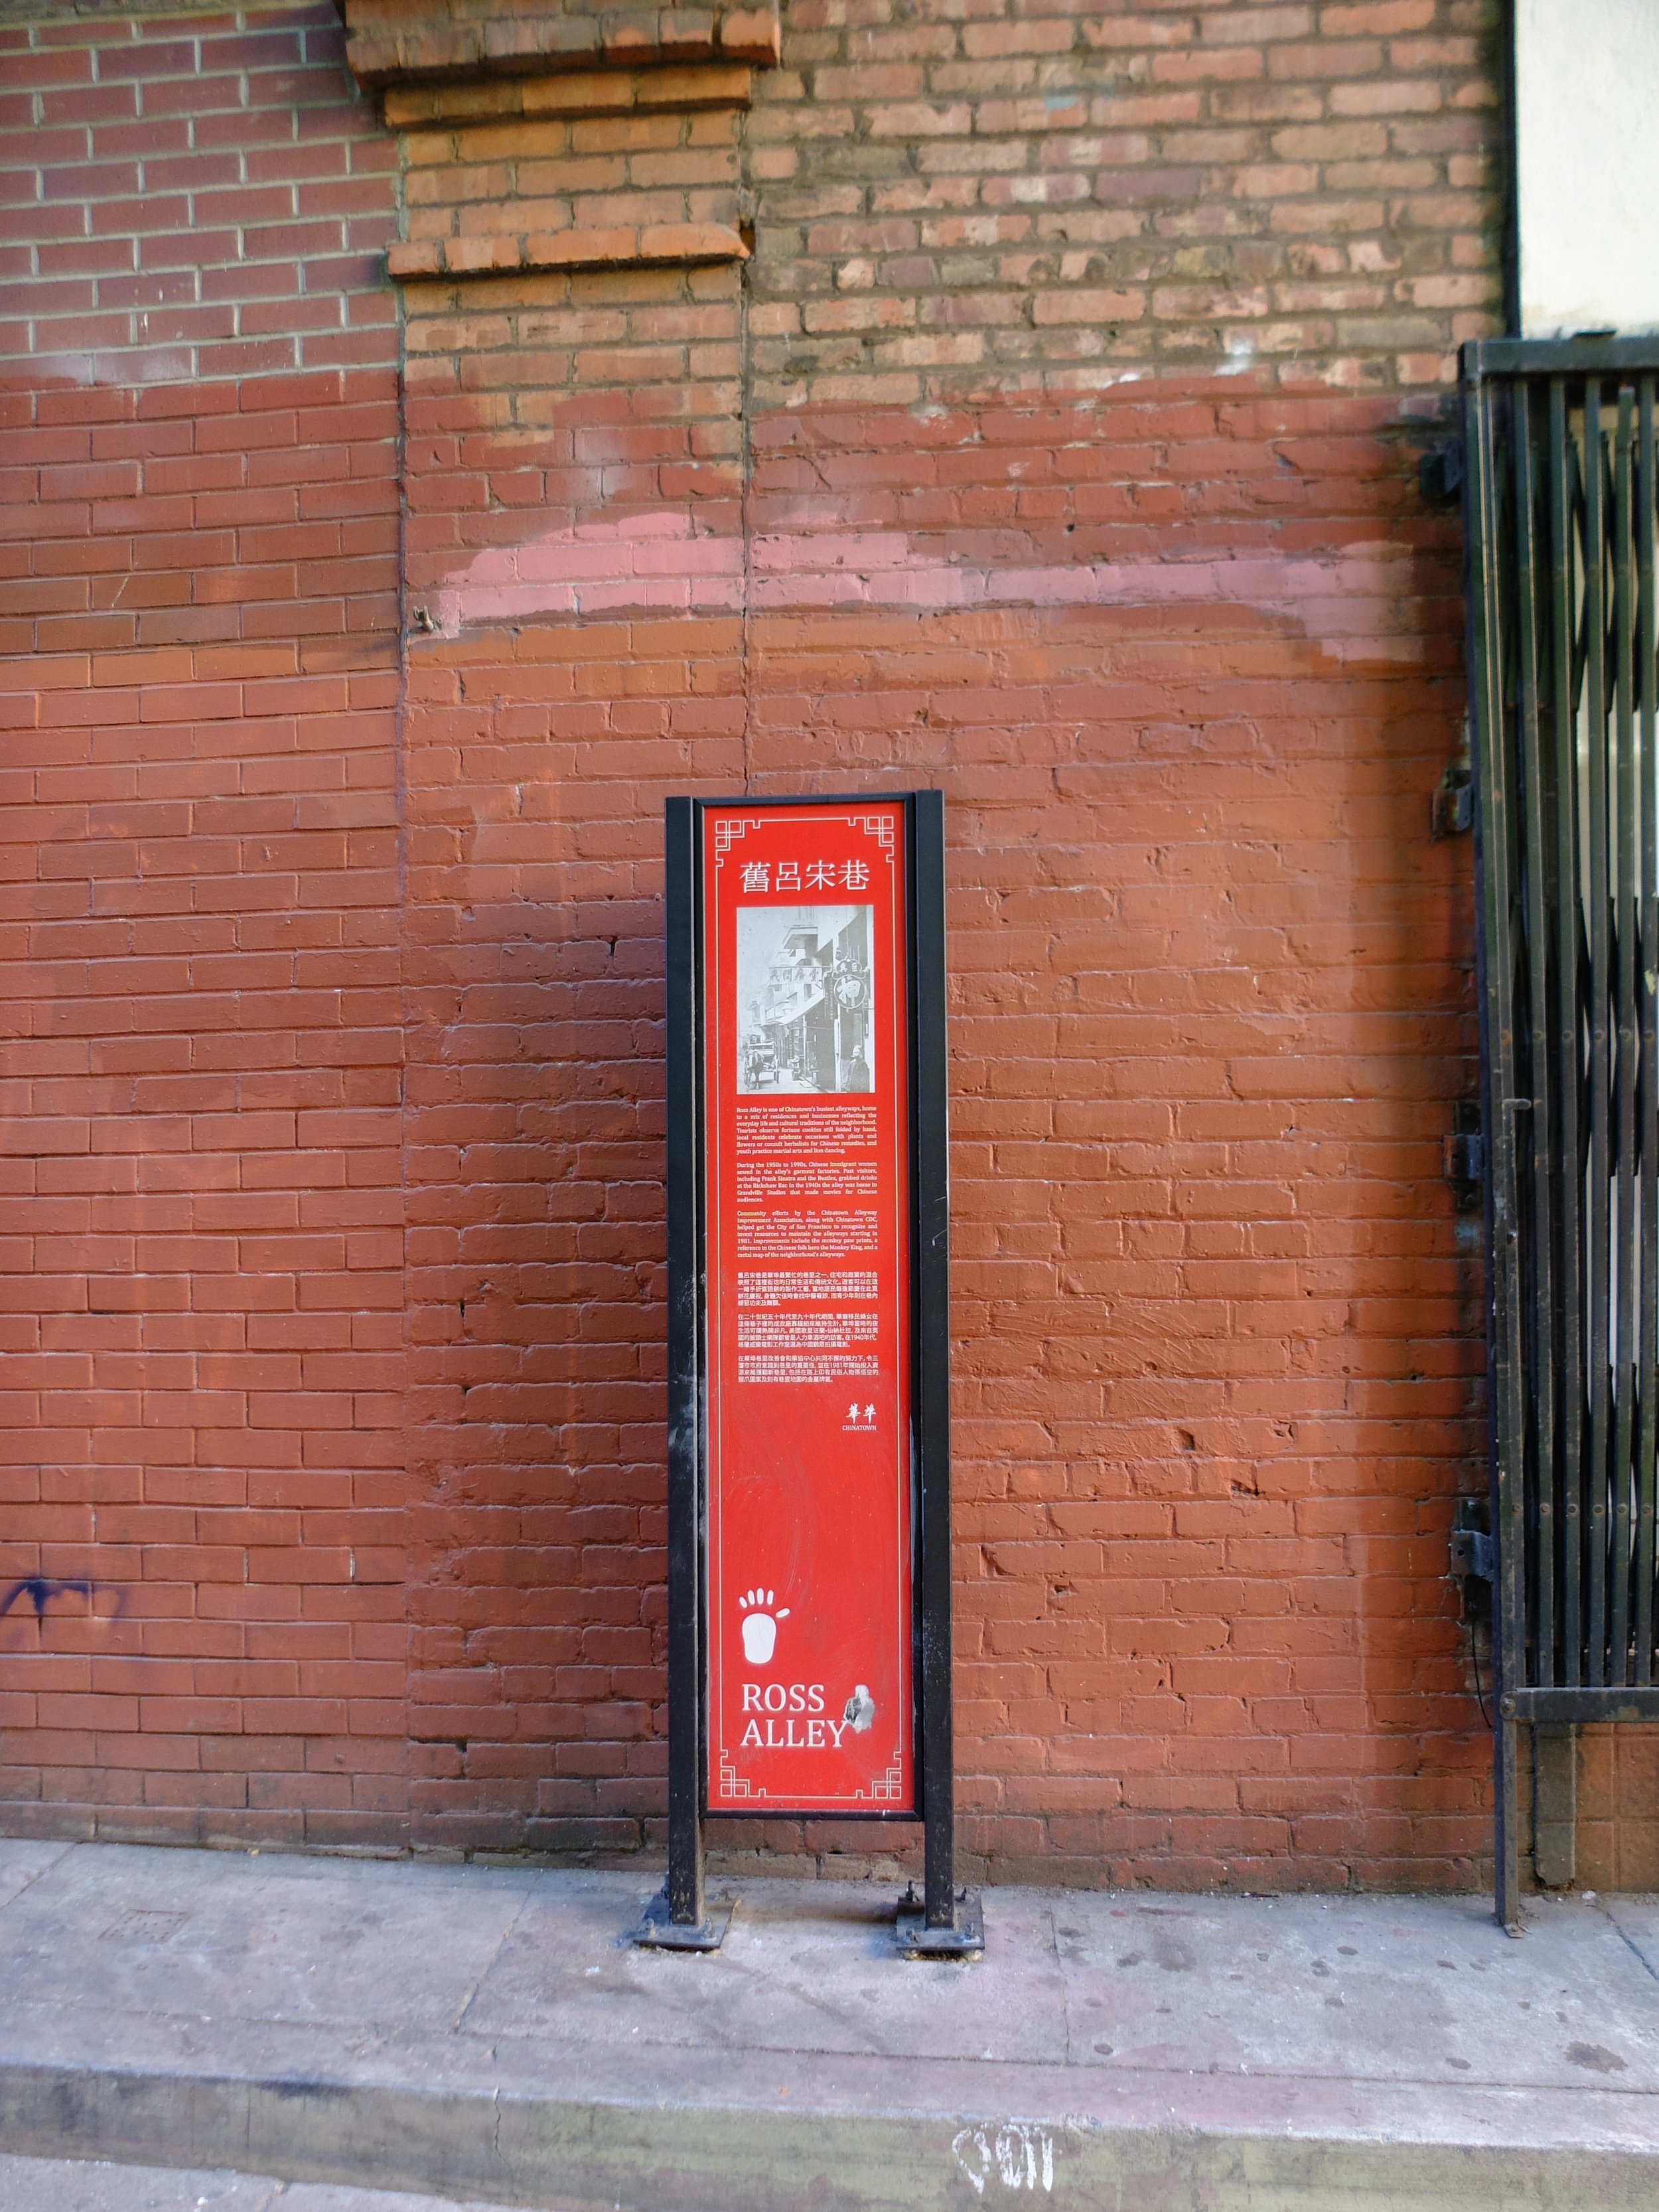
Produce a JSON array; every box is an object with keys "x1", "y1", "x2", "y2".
[{"x1": 739, "y1": 1589, "x2": 789, "y2": 1666}]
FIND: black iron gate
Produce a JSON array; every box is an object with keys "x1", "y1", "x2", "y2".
[{"x1": 1463, "y1": 336, "x2": 1659, "y2": 1928}]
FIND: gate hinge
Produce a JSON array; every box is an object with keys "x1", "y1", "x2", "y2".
[
  {"x1": 1445, "y1": 1128, "x2": 1483, "y2": 1183},
  {"x1": 1445, "y1": 1101, "x2": 1482, "y2": 1198},
  {"x1": 1432, "y1": 763, "x2": 1474, "y2": 838},
  {"x1": 1420, "y1": 441, "x2": 1465, "y2": 504},
  {"x1": 1450, "y1": 1526, "x2": 1495, "y2": 1583},
  {"x1": 1451, "y1": 1497, "x2": 1494, "y2": 1584}
]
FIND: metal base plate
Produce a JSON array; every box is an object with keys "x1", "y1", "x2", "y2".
[
  {"x1": 632, "y1": 1885, "x2": 735, "y2": 1952},
  {"x1": 895, "y1": 1886, "x2": 983, "y2": 1959}
]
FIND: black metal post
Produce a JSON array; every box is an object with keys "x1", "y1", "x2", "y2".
[
  {"x1": 914, "y1": 793, "x2": 954, "y2": 1925},
  {"x1": 636, "y1": 798, "x2": 727, "y2": 1949},
  {"x1": 664, "y1": 797, "x2": 703, "y2": 1925},
  {"x1": 1463, "y1": 352, "x2": 1526, "y2": 1934},
  {"x1": 897, "y1": 791, "x2": 981, "y2": 1957}
]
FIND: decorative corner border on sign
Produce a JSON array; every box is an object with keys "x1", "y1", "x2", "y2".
[
  {"x1": 718, "y1": 1755, "x2": 755, "y2": 1801},
  {"x1": 865, "y1": 1759, "x2": 906, "y2": 1804},
  {"x1": 713, "y1": 817, "x2": 762, "y2": 863},
  {"x1": 847, "y1": 813, "x2": 897, "y2": 855}
]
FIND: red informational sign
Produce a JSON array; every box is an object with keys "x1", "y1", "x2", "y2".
[{"x1": 702, "y1": 803, "x2": 914, "y2": 1814}]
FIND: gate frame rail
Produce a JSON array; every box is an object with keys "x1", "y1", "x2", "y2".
[{"x1": 1463, "y1": 333, "x2": 1659, "y2": 1931}]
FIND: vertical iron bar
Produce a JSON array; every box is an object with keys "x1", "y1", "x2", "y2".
[
  {"x1": 1612, "y1": 387, "x2": 1638, "y2": 1684},
  {"x1": 1515, "y1": 385, "x2": 1557, "y2": 1682},
  {"x1": 1465, "y1": 358, "x2": 1526, "y2": 1931},
  {"x1": 912, "y1": 791, "x2": 957, "y2": 1929},
  {"x1": 1551, "y1": 377, "x2": 1585, "y2": 1688},
  {"x1": 1586, "y1": 381, "x2": 1611, "y2": 1688},
  {"x1": 1637, "y1": 377, "x2": 1659, "y2": 1684},
  {"x1": 664, "y1": 796, "x2": 706, "y2": 1927}
]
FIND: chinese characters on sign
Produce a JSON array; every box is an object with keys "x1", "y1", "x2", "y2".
[
  {"x1": 741, "y1": 859, "x2": 871, "y2": 893},
  {"x1": 703, "y1": 806, "x2": 914, "y2": 1812}
]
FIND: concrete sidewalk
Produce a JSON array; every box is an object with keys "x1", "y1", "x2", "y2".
[{"x1": 0, "y1": 1841, "x2": 1656, "y2": 2210}]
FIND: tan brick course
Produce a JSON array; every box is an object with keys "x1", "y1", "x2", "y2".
[{"x1": 745, "y1": 0, "x2": 1502, "y2": 402}]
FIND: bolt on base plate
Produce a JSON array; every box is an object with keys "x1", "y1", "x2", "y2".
[
  {"x1": 895, "y1": 1885, "x2": 983, "y2": 1959},
  {"x1": 632, "y1": 1885, "x2": 735, "y2": 1952}
]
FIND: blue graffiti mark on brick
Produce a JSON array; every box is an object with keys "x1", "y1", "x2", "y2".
[{"x1": 0, "y1": 1577, "x2": 125, "y2": 1623}]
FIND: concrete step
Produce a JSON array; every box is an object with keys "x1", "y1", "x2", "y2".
[{"x1": 1, "y1": 1840, "x2": 1658, "y2": 2211}]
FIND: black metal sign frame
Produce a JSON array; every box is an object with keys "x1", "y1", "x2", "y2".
[{"x1": 639, "y1": 790, "x2": 977, "y2": 1955}]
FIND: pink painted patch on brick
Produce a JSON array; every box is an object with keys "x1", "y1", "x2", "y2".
[
  {"x1": 428, "y1": 510, "x2": 745, "y2": 626},
  {"x1": 431, "y1": 502, "x2": 1434, "y2": 666}
]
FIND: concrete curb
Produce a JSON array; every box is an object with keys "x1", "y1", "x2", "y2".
[{"x1": 5, "y1": 2053, "x2": 1659, "y2": 2212}]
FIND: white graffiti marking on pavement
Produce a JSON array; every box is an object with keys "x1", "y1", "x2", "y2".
[{"x1": 950, "y1": 2121, "x2": 1056, "y2": 2194}]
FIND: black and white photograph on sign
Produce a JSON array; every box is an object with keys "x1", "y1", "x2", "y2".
[{"x1": 737, "y1": 905, "x2": 875, "y2": 1094}]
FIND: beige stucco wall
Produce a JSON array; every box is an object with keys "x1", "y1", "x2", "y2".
[{"x1": 1516, "y1": 0, "x2": 1659, "y2": 337}]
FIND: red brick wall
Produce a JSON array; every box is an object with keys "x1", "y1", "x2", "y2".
[
  {"x1": 394, "y1": 357, "x2": 1484, "y2": 1877},
  {"x1": 1, "y1": 3, "x2": 407, "y2": 1846},
  {"x1": 1, "y1": 0, "x2": 1569, "y2": 1889},
  {"x1": 397, "y1": 259, "x2": 747, "y2": 1848}
]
